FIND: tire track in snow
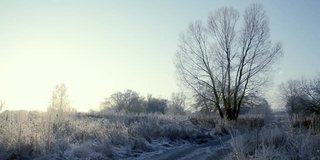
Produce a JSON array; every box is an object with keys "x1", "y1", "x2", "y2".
[{"x1": 148, "y1": 135, "x2": 231, "y2": 160}]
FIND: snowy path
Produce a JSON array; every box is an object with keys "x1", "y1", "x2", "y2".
[
  {"x1": 146, "y1": 111, "x2": 289, "y2": 160},
  {"x1": 269, "y1": 110, "x2": 290, "y2": 129},
  {"x1": 156, "y1": 136, "x2": 231, "y2": 160},
  {"x1": 124, "y1": 111, "x2": 289, "y2": 160},
  {"x1": 132, "y1": 135, "x2": 232, "y2": 160}
]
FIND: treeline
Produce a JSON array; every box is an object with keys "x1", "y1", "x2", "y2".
[
  {"x1": 100, "y1": 90, "x2": 186, "y2": 115},
  {"x1": 0, "y1": 82, "x2": 272, "y2": 118}
]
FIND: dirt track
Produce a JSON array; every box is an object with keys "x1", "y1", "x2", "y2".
[{"x1": 131, "y1": 111, "x2": 288, "y2": 160}]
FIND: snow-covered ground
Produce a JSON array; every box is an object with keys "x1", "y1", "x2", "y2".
[
  {"x1": 114, "y1": 134, "x2": 231, "y2": 160},
  {"x1": 1, "y1": 110, "x2": 319, "y2": 159}
]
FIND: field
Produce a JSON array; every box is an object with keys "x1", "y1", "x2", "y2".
[
  {"x1": 0, "y1": 110, "x2": 217, "y2": 159},
  {"x1": 0, "y1": 108, "x2": 318, "y2": 160}
]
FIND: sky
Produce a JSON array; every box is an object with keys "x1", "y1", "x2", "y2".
[{"x1": 0, "y1": 0, "x2": 319, "y2": 112}]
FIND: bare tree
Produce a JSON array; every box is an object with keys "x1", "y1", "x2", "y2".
[
  {"x1": 167, "y1": 92, "x2": 186, "y2": 115},
  {"x1": 0, "y1": 100, "x2": 4, "y2": 111},
  {"x1": 47, "y1": 83, "x2": 75, "y2": 127},
  {"x1": 146, "y1": 95, "x2": 167, "y2": 114},
  {"x1": 175, "y1": 4, "x2": 282, "y2": 120},
  {"x1": 279, "y1": 80, "x2": 306, "y2": 114},
  {"x1": 102, "y1": 89, "x2": 146, "y2": 113},
  {"x1": 280, "y1": 76, "x2": 320, "y2": 114},
  {"x1": 48, "y1": 83, "x2": 73, "y2": 113},
  {"x1": 192, "y1": 88, "x2": 216, "y2": 114}
]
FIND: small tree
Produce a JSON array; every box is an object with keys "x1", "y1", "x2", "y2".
[
  {"x1": 47, "y1": 83, "x2": 75, "y2": 126},
  {"x1": 48, "y1": 84, "x2": 70, "y2": 112},
  {"x1": 167, "y1": 92, "x2": 186, "y2": 115}
]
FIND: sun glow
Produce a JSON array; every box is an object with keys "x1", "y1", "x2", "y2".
[{"x1": 0, "y1": 18, "x2": 178, "y2": 112}]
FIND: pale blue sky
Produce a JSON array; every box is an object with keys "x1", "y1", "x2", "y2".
[{"x1": 0, "y1": 0, "x2": 319, "y2": 111}]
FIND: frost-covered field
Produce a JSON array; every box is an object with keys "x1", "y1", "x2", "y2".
[
  {"x1": 0, "y1": 110, "x2": 319, "y2": 160},
  {"x1": 229, "y1": 112, "x2": 320, "y2": 160},
  {"x1": 0, "y1": 111, "x2": 222, "y2": 159}
]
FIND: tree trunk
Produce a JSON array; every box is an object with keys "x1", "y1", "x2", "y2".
[
  {"x1": 235, "y1": 103, "x2": 241, "y2": 119},
  {"x1": 226, "y1": 106, "x2": 239, "y2": 120},
  {"x1": 226, "y1": 108, "x2": 231, "y2": 120},
  {"x1": 216, "y1": 104, "x2": 224, "y2": 119}
]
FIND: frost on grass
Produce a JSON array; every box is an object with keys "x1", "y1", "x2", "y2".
[
  {"x1": 0, "y1": 110, "x2": 212, "y2": 159},
  {"x1": 229, "y1": 113, "x2": 320, "y2": 160},
  {"x1": 1, "y1": 108, "x2": 319, "y2": 159}
]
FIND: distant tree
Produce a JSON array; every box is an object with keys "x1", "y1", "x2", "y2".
[
  {"x1": 102, "y1": 90, "x2": 146, "y2": 113},
  {"x1": 48, "y1": 83, "x2": 74, "y2": 113},
  {"x1": 46, "y1": 83, "x2": 75, "y2": 148},
  {"x1": 240, "y1": 93, "x2": 271, "y2": 115},
  {"x1": 192, "y1": 87, "x2": 216, "y2": 114},
  {"x1": 146, "y1": 95, "x2": 168, "y2": 114},
  {"x1": 280, "y1": 80, "x2": 307, "y2": 114},
  {"x1": 167, "y1": 92, "x2": 186, "y2": 115},
  {"x1": 280, "y1": 76, "x2": 320, "y2": 114},
  {"x1": 47, "y1": 83, "x2": 75, "y2": 128},
  {"x1": 306, "y1": 76, "x2": 320, "y2": 114},
  {"x1": 101, "y1": 90, "x2": 173, "y2": 114},
  {"x1": 175, "y1": 4, "x2": 282, "y2": 120},
  {"x1": 0, "y1": 100, "x2": 4, "y2": 111}
]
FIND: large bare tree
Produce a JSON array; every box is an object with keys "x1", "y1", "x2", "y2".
[{"x1": 175, "y1": 4, "x2": 282, "y2": 120}]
